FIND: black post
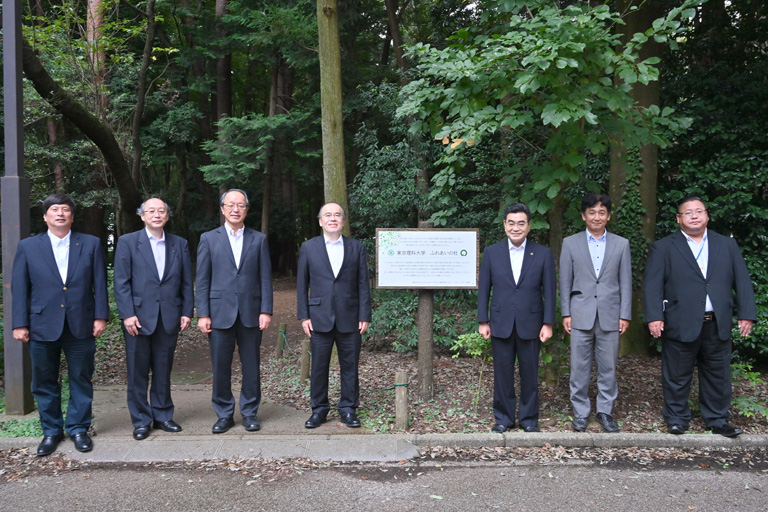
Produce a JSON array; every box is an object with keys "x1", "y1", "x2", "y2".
[{"x1": 3, "y1": 0, "x2": 35, "y2": 414}]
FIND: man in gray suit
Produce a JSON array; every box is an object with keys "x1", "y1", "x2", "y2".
[
  {"x1": 114, "y1": 198, "x2": 194, "y2": 440},
  {"x1": 196, "y1": 189, "x2": 273, "y2": 434},
  {"x1": 560, "y1": 193, "x2": 632, "y2": 433}
]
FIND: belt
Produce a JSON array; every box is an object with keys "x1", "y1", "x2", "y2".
[{"x1": 703, "y1": 312, "x2": 714, "y2": 322}]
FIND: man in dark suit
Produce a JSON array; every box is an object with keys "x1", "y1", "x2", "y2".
[
  {"x1": 560, "y1": 193, "x2": 632, "y2": 433},
  {"x1": 196, "y1": 189, "x2": 273, "y2": 434},
  {"x1": 297, "y1": 202, "x2": 372, "y2": 429},
  {"x1": 114, "y1": 198, "x2": 194, "y2": 440},
  {"x1": 11, "y1": 194, "x2": 109, "y2": 456},
  {"x1": 477, "y1": 202, "x2": 556, "y2": 433},
  {"x1": 644, "y1": 196, "x2": 756, "y2": 437}
]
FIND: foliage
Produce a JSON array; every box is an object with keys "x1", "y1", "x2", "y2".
[
  {"x1": 451, "y1": 331, "x2": 492, "y2": 411},
  {"x1": 397, "y1": 0, "x2": 700, "y2": 226},
  {"x1": 731, "y1": 364, "x2": 768, "y2": 421},
  {"x1": 367, "y1": 289, "x2": 477, "y2": 353}
]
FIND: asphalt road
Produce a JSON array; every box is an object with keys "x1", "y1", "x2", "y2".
[{"x1": 2, "y1": 461, "x2": 765, "y2": 511}]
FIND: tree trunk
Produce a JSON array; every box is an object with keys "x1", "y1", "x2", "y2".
[
  {"x1": 541, "y1": 189, "x2": 564, "y2": 387},
  {"x1": 21, "y1": 38, "x2": 143, "y2": 234},
  {"x1": 47, "y1": 117, "x2": 65, "y2": 192},
  {"x1": 317, "y1": 0, "x2": 349, "y2": 235},
  {"x1": 130, "y1": 0, "x2": 157, "y2": 186},
  {"x1": 609, "y1": 0, "x2": 664, "y2": 355}
]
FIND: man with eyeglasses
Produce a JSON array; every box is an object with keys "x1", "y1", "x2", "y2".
[
  {"x1": 196, "y1": 189, "x2": 273, "y2": 434},
  {"x1": 11, "y1": 194, "x2": 109, "y2": 456},
  {"x1": 477, "y1": 202, "x2": 556, "y2": 433},
  {"x1": 297, "y1": 202, "x2": 371, "y2": 429},
  {"x1": 644, "y1": 196, "x2": 756, "y2": 437},
  {"x1": 560, "y1": 193, "x2": 632, "y2": 433},
  {"x1": 114, "y1": 198, "x2": 194, "y2": 440}
]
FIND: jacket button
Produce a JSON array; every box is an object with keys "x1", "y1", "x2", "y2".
[
  {"x1": 63, "y1": 287, "x2": 67, "y2": 290},
  {"x1": 61, "y1": 304, "x2": 65, "y2": 308}
]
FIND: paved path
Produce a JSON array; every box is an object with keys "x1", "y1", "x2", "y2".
[{"x1": 1, "y1": 385, "x2": 766, "y2": 462}]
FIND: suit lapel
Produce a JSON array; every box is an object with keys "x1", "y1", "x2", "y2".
[
  {"x1": 163, "y1": 235, "x2": 175, "y2": 282},
  {"x1": 66, "y1": 232, "x2": 83, "y2": 285},
  {"x1": 704, "y1": 231, "x2": 719, "y2": 280},
  {"x1": 38, "y1": 234, "x2": 63, "y2": 283},
  {"x1": 671, "y1": 231, "x2": 705, "y2": 278},
  {"x1": 314, "y1": 236, "x2": 336, "y2": 277},
  {"x1": 238, "y1": 228, "x2": 255, "y2": 270},
  {"x1": 137, "y1": 229, "x2": 161, "y2": 281},
  {"x1": 217, "y1": 226, "x2": 238, "y2": 269},
  {"x1": 601, "y1": 232, "x2": 618, "y2": 276},
  {"x1": 576, "y1": 234, "x2": 597, "y2": 279},
  {"x1": 517, "y1": 241, "x2": 534, "y2": 286}
]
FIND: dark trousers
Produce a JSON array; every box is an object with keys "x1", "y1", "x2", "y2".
[
  {"x1": 124, "y1": 311, "x2": 179, "y2": 427},
  {"x1": 661, "y1": 318, "x2": 732, "y2": 428},
  {"x1": 310, "y1": 326, "x2": 362, "y2": 416},
  {"x1": 28, "y1": 321, "x2": 95, "y2": 436},
  {"x1": 491, "y1": 326, "x2": 540, "y2": 428},
  {"x1": 209, "y1": 315, "x2": 262, "y2": 419}
]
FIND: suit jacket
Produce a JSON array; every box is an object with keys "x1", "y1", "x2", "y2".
[
  {"x1": 11, "y1": 231, "x2": 109, "y2": 341},
  {"x1": 114, "y1": 229, "x2": 194, "y2": 335},
  {"x1": 643, "y1": 229, "x2": 756, "y2": 342},
  {"x1": 196, "y1": 226, "x2": 273, "y2": 330},
  {"x1": 560, "y1": 231, "x2": 632, "y2": 331},
  {"x1": 296, "y1": 235, "x2": 372, "y2": 334},
  {"x1": 477, "y1": 238, "x2": 557, "y2": 340}
]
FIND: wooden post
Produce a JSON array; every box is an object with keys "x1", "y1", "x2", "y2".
[
  {"x1": 395, "y1": 371, "x2": 408, "y2": 430},
  {"x1": 300, "y1": 338, "x2": 311, "y2": 382},
  {"x1": 274, "y1": 323, "x2": 287, "y2": 359},
  {"x1": 416, "y1": 220, "x2": 435, "y2": 401}
]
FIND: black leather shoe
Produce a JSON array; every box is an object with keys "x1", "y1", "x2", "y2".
[
  {"x1": 491, "y1": 424, "x2": 508, "y2": 434},
  {"x1": 339, "y1": 411, "x2": 361, "y2": 428},
  {"x1": 572, "y1": 417, "x2": 588, "y2": 432},
  {"x1": 595, "y1": 412, "x2": 619, "y2": 433},
  {"x1": 243, "y1": 415, "x2": 261, "y2": 432},
  {"x1": 522, "y1": 425, "x2": 540, "y2": 433},
  {"x1": 133, "y1": 425, "x2": 151, "y2": 440},
  {"x1": 212, "y1": 417, "x2": 235, "y2": 434},
  {"x1": 305, "y1": 413, "x2": 327, "y2": 429},
  {"x1": 711, "y1": 423, "x2": 742, "y2": 438},
  {"x1": 37, "y1": 434, "x2": 64, "y2": 456},
  {"x1": 153, "y1": 420, "x2": 182, "y2": 432},
  {"x1": 72, "y1": 432, "x2": 93, "y2": 452},
  {"x1": 668, "y1": 424, "x2": 686, "y2": 435}
]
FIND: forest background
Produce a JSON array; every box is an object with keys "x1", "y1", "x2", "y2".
[{"x1": 0, "y1": 0, "x2": 766, "y2": 387}]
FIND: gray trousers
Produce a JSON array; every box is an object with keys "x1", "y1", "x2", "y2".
[{"x1": 569, "y1": 313, "x2": 619, "y2": 418}]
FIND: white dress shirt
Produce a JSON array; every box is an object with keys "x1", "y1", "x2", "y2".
[
  {"x1": 324, "y1": 235, "x2": 344, "y2": 278},
  {"x1": 48, "y1": 230, "x2": 71, "y2": 283},
  {"x1": 508, "y1": 238, "x2": 526, "y2": 283},
  {"x1": 146, "y1": 228, "x2": 166, "y2": 280},
  {"x1": 682, "y1": 228, "x2": 713, "y2": 312},
  {"x1": 226, "y1": 223, "x2": 244, "y2": 269}
]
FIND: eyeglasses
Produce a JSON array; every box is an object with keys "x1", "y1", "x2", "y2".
[
  {"x1": 223, "y1": 203, "x2": 248, "y2": 211},
  {"x1": 322, "y1": 212, "x2": 344, "y2": 219},
  {"x1": 677, "y1": 209, "x2": 706, "y2": 217},
  {"x1": 504, "y1": 220, "x2": 529, "y2": 228},
  {"x1": 144, "y1": 209, "x2": 167, "y2": 216}
]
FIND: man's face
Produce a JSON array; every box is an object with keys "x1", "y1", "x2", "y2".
[
  {"x1": 504, "y1": 212, "x2": 530, "y2": 247},
  {"x1": 140, "y1": 198, "x2": 169, "y2": 231},
  {"x1": 676, "y1": 200, "x2": 709, "y2": 235},
  {"x1": 318, "y1": 203, "x2": 345, "y2": 237},
  {"x1": 582, "y1": 202, "x2": 611, "y2": 236},
  {"x1": 43, "y1": 203, "x2": 74, "y2": 232},
  {"x1": 221, "y1": 191, "x2": 249, "y2": 228}
]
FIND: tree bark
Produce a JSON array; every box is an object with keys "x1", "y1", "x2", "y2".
[
  {"x1": 130, "y1": 0, "x2": 157, "y2": 186},
  {"x1": 21, "y1": 38, "x2": 143, "y2": 233},
  {"x1": 317, "y1": 0, "x2": 350, "y2": 235}
]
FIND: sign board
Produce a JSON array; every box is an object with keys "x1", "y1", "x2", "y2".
[{"x1": 376, "y1": 228, "x2": 479, "y2": 289}]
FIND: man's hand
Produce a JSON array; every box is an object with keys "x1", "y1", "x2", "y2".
[
  {"x1": 123, "y1": 316, "x2": 142, "y2": 336},
  {"x1": 301, "y1": 319, "x2": 313, "y2": 337},
  {"x1": 13, "y1": 327, "x2": 30, "y2": 343},
  {"x1": 359, "y1": 321, "x2": 370, "y2": 335},
  {"x1": 619, "y1": 319, "x2": 630, "y2": 336},
  {"x1": 738, "y1": 319, "x2": 754, "y2": 337},
  {"x1": 259, "y1": 313, "x2": 272, "y2": 331},
  {"x1": 93, "y1": 319, "x2": 107, "y2": 337},
  {"x1": 180, "y1": 316, "x2": 191, "y2": 332},
  {"x1": 478, "y1": 322, "x2": 491, "y2": 340},
  {"x1": 562, "y1": 316, "x2": 572, "y2": 334},
  {"x1": 648, "y1": 320, "x2": 664, "y2": 338},
  {"x1": 539, "y1": 323, "x2": 553, "y2": 343},
  {"x1": 198, "y1": 316, "x2": 212, "y2": 334}
]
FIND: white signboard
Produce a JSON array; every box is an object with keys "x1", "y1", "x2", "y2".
[{"x1": 376, "y1": 229, "x2": 479, "y2": 289}]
